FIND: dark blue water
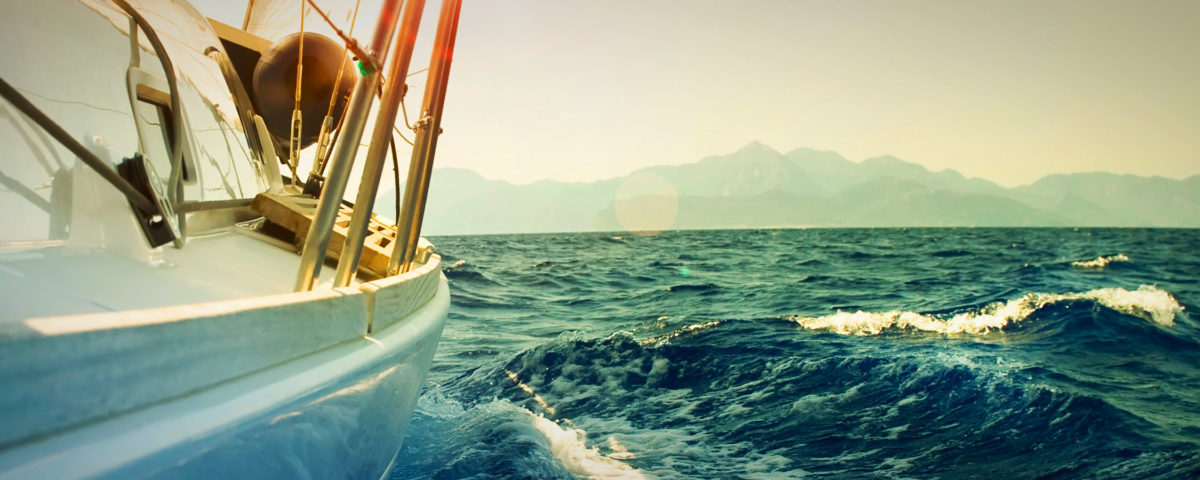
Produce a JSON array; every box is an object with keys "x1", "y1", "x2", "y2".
[{"x1": 390, "y1": 228, "x2": 1200, "y2": 479}]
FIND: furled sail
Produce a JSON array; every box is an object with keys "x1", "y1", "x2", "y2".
[{"x1": 242, "y1": 0, "x2": 386, "y2": 43}]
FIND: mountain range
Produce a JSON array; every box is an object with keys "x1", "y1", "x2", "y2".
[{"x1": 379, "y1": 141, "x2": 1200, "y2": 235}]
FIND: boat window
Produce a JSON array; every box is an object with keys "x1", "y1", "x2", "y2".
[
  {"x1": 0, "y1": 0, "x2": 142, "y2": 245},
  {"x1": 0, "y1": 104, "x2": 63, "y2": 243},
  {"x1": 97, "y1": 0, "x2": 270, "y2": 204},
  {"x1": 133, "y1": 84, "x2": 185, "y2": 183}
]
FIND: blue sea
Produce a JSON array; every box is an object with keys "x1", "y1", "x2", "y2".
[{"x1": 390, "y1": 228, "x2": 1200, "y2": 479}]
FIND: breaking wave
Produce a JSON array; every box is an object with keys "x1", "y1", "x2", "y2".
[
  {"x1": 530, "y1": 414, "x2": 647, "y2": 479},
  {"x1": 638, "y1": 320, "x2": 722, "y2": 346},
  {"x1": 393, "y1": 395, "x2": 645, "y2": 479},
  {"x1": 789, "y1": 285, "x2": 1184, "y2": 335},
  {"x1": 1072, "y1": 254, "x2": 1131, "y2": 269}
]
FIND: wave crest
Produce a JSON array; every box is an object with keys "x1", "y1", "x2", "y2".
[
  {"x1": 789, "y1": 285, "x2": 1183, "y2": 335},
  {"x1": 531, "y1": 414, "x2": 648, "y2": 479},
  {"x1": 639, "y1": 320, "x2": 723, "y2": 346},
  {"x1": 1071, "y1": 254, "x2": 1130, "y2": 269}
]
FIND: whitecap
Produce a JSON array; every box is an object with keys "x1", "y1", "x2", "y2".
[
  {"x1": 1071, "y1": 254, "x2": 1130, "y2": 269},
  {"x1": 530, "y1": 414, "x2": 649, "y2": 479},
  {"x1": 788, "y1": 285, "x2": 1184, "y2": 335},
  {"x1": 639, "y1": 320, "x2": 722, "y2": 346},
  {"x1": 407, "y1": 396, "x2": 646, "y2": 479}
]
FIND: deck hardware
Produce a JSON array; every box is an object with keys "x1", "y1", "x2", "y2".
[
  {"x1": 390, "y1": 0, "x2": 462, "y2": 274},
  {"x1": 334, "y1": 0, "x2": 428, "y2": 287},
  {"x1": 294, "y1": 0, "x2": 405, "y2": 291}
]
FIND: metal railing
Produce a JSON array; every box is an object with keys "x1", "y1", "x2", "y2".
[
  {"x1": 390, "y1": 0, "x2": 462, "y2": 275},
  {"x1": 293, "y1": 0, "x2": 404, "y2": 292},
  {"x1": 294, "y1": 0, "x2": 461, "y2": 290},
  {"x1": 333, "y1": 0, "x2": 428, "y2": 287}
]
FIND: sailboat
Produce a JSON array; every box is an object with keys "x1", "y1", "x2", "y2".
[{"x1": 0, "y1": 0, "x2": 458, "y2": 477}]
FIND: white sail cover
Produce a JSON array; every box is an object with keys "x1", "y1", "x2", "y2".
[{"x1": 243, "y1": 0, "x2": 387, "y2": 43}]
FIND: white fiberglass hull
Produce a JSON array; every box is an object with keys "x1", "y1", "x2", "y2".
[{"x1": 0, "y1": 275, "x2": 448, "y2": 479}]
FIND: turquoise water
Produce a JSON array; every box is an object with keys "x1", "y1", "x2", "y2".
[{"x1": 391, "y1": 228, "x2": 1200, "y2": 479}]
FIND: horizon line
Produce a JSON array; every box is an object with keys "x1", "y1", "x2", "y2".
[{"x1": 434, "y1": 141, "x2": 1200, "y2": 189}]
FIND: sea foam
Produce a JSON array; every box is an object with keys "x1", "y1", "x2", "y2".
[
  {"x1": 530, "y1": 415, "x2": 648, "y2": 479},
  {"x1": 1071, "y1": 254, "x2": 1130, "y2": 269},
  {"x1": 789, "y1": 285, "x2": 1184, "y2": 335},
  {"x1": 639, "y1": 320, "x2": 723, "y2": 346}
]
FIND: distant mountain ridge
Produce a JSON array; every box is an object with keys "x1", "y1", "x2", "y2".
[{"x1": 379, "y1": 142, "x2": 1200, "y2": 234}]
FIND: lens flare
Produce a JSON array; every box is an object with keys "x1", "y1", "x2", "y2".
[{"x1": 613, "y1": 172, "x2": 677, "y2": 236}]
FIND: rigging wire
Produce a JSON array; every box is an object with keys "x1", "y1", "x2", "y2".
[
  {"x1": 396, "y1": 66, "x2": 429, "y2": 131},
  {"x1": 370, "y1": 79, "x2": 415, "y2": 148},
  {"x1": 398, "y1": 88, "x2": 414, "y2": 130},
  {"x1": 311, "y1": 0, "x2": 363, "y2": 179},
  {"x1": 304, "y1": 0, "x2": 380, "y2": 74},
  {"x1": 324, "y1": 0, "x2": 362, "y2": 119},
  {"x1": 287, "y1": 0, "x2": 305, "y2": 185},
  {"x1": 241, "y1": 0, "x2": 256, "y2": 30},
  {"x1": 393, "y1": 124, "x2": 414, "y2": 147}
]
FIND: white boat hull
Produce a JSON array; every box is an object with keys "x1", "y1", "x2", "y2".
[{"x1": 0, "y1": 276, "x2": 448, "y2": 479}]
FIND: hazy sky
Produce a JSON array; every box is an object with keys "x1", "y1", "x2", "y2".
[{"x1": 203, "y1": 0, "x2": 1199, "y2": 187}]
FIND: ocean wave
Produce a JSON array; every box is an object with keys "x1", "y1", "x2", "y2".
[
  {"x1": 1071, "y1": 254, "x2": 1130, "y2": 269},
  {"x1": 639, "y1": 320, "x2": 723, "y2": 346},
  {"x1": 788, "y1": 285, "x2": 1184, "y2": 335},
  {"x1": 398, "y1": 395, "x2": 645, "y2": 479},
  {"x1": 419, "y1": 229, "x2": 1200, "y2": 478},
  {"x1": 530, "y1": 414, "x2": 648, "y2": 479},
  {"x1": 484, "y1": 335, "x2": 824, "y2": 478},
  {"x1": 442, "y1": 267, "x2": 493, "y2": 284},
  {"x1": 665, "y1": 283, "x2": 719, "y2": 293},
  {"x1": 429, "y1": 316, "x2": 1188, "y2": 478}
]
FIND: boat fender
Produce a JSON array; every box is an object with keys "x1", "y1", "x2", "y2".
[{"x1": 251, "y1": 33, "x2": 355, "y2": 152}]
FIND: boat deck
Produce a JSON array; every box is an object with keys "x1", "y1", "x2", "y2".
[
  {"x1": 0, "y1": 227, "x2": 443, "y2": 451},
  {"x1": 0, "y1": 229, "x2": 321, "y2": 324}
]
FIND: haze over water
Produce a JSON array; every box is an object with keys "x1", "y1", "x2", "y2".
[{"x1": 391, "y1": 228, "x2": 1200, "y2": 479}]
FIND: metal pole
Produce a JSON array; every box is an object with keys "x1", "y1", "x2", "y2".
[
  {"x1": 334, "y1": 0, "x2": 426, "y2": 287},
  {"x1": 241, "y1": 0, "x2": 256, "y2": 31},
  {"x1": 388, "y1": 0, "x2": 461, "y2": 275},
  {"x1": 294, "y1": 0, "x2": 403, "y2": 292}
]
